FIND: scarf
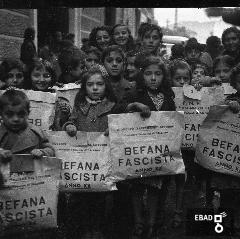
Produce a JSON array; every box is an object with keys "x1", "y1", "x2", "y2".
[{"x1": 147, "y1": 91, "x2": 164, "y2": 111}]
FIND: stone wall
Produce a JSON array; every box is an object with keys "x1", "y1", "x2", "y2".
[{"x1": 0, "y1": 9, "x2": 33, "y2": 60}]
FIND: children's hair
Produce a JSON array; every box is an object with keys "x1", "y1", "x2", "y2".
[
  {"x1": 206, "y1": 36, "x2": 221, "y2": 49},
  {"x1": 74, "y1": 64, "x2": 117, "y2": 107},
  {"x1": 26, "y1": 58, "x2": 57, "y2": 89},
  {"x1": 230, "y1": 63, "x2": 240, "y2": 88},
  {"x1": 222, "y1": 27, "x2": 240, "y2": 46},
  {"x1": 213, "y1": 55, "x2": 235, "y2": 72},
  {"x1": 101, "y1": 45, "x2": 126, "y2": 64},
  {"x1": 169, "y1": 59, "x2": 192, "y2": 85},
  {"x1": 126, "y1": 49, "x2": 141, "y2": 59},
  {"x1": 170, "y1": 44, "x2": 185, "y2": 60},
  {"x1": 138, "y1": 23, "x2": 163, "y2": 42},
  {"x1": 192, "y1": 61, "x2": 209, "y2": 76},
  {"x1": 83, "y1": 46, "x2": 101, "y2": 62},
  {"x1": 0, "y1": 89, "x2": 30, "y2": 113},
  {"x1": 185, "y1": 38, "x2": 201, "y2": 53},
  {"x1": 0, "y1": 58, "x2": 24, "y2": 83},
  {"x1": 111, "y1": 24, "x2": 135, "y2": 51},
  {"x1": 89, "y1": 26, "x2": 112, "y2": 50},
  {"x1": 135, "y1": 53, "x2": 174, "y2": 98}
]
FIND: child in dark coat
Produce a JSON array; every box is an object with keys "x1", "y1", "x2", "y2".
[
  {"x1": 0, "y1": 89, "x2": 55, "y2": 174},
  {"x1": 63, "y1": 64, "x2": 150, "y2": 238}
]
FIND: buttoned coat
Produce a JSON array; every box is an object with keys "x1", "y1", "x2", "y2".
[
  {"x1": 0, "y1": 124, "x2": 55, "y2": 156},
  {"x1": 65, "y1": 99, "x2": 126, "y2": 132}
]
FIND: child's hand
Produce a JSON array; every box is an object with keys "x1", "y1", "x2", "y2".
[
  {"x1": 104, "y1": 128, "x2": 109, "y2": 137},
  {"x1": 193, "y1": 83, "x2": 202, "y2": 91},
  {"x1": 55, "y1": 82, "x2": 64, "y2": 88},
  {"x1": 31, "y1": 149, "x2": 44, "y2": 159},
  {"x1": 57, "y1": 101, "x2": 71, "y2": 114},
  {"x1": 228, "y1": 100, "x2": 240, "y2": 113},
  {"x1": 139, "y1": 104, "x2": 151, "y2": 118},
  {"x1": 66, "y1": 124, "x2": 77, "y2": 137},
  {"x1": 128, "y1": 102, "x2": 151, "y2": 118},
  {"x1": 0, "y1": 148, "x2": 12, "y2": 163}
]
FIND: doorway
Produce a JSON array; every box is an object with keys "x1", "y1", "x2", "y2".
[{"x1": 37, "y1": 8, "x2": 69, "y2": 48}]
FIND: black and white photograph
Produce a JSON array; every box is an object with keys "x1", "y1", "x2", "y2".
[{"x1": 0, "y1": 5, "x2": 240, "y2": 239}]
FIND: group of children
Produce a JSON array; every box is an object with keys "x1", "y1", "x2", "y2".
[{"x1": 0, "y1": 22, "x2": 240, "y2": 239}]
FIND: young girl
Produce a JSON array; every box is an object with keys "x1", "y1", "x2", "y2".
[
  {"x1": 112, "y1": 24, "x2": 135, "y2": 52},
  {"x1": 0, "y1": 58, "x2": 25, "y2": 89},
  {"x1": 213, "y1": 55, "x2": 235, "y2": 83},
  {"x1": 83, "y1": 46, "x2": 101, "y2": 70},
  {"x1": 64, "y1": 64, "x2": 150, "y2": 238},
  {"x1": 128, "y1": 54, "x2": 175, "y2": 239},
  {"x1": 89, "y1": 26, "x2": 112, "y2": 52},
  {"x1": 191, "y1": 61, "x2": 221, "y2": 88},
  {"x1": 170, "y1": 59, "x2": 197, "y2": 227},
  {"x1": 27, "y1": 59, "x2": 71, "y2": 131},
  {"x1": 209, "y1": 64, "x2": 240, "y2": 234},
  {"x1": 125, "y1": 50, "x2": 140, "y2": 83},
  {"x1": 102, "y1": 45, "x2": 136, "y2": 102},
  {"x1": 138, "y1": 22, "x2": 163, "y2": 56},
  {"x1": 27, "y1": 59, "x2": 57, "y2": 91}
]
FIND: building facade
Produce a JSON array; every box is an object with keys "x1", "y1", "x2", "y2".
[{"x1": 0, "y1": 8, "x2": 154, "y2": 60}]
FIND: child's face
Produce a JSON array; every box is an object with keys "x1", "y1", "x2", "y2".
[
  {"x1": 234, "y1": 73, "x2": 240, "y2": 92},
  {"x1": 143, "y1": 64, "x2": 163, "y2": 91},
  {"x1": 172, "y1": 68, "x2": 191, "y2": 87},
  {"x1": 1, "y1": 104, "x2": 28, "y2": 132},
  {"x1": 6, "y1": 68, "x2": 24, "y2": 88},
  {"x1": 192, "y1": 66, "x2": 205, "y2": 80},
  {"x1": 104, "y1": 51, "x2": 124, "y2": 77},
  {"x1": 85, "y1": 53, "x2": 99, "y2": 70},
  {"x1": 96, "y1": 30, "x2": 111, "y2": 50},
  {"x1": 214, "y1": 62, "x2": 231, "y2": 83},
  {"x1": 86, "y1": 73, "x2": 106, "y2": 100},
  {"x1": 31, "y1": 67, "x2": 52, "y2": 91},
  {"x1": 142, "y1": 30, "x2": 161, "y2": 53},
  {"x1": 113, "y1": 26, "x2": 129, "y2": 46},
  {"x1": 186, "y1": 48, "x2": 200, "y2": 63},
  {"x1": 126, "y1": 56, "x2": 138, "y2": 79},
  {"x1": 70, "y1": 62, "x2": 85, "y2": 78},
  {"x1": 224, "y1": 31, "x2": 240, "y2": 53}
]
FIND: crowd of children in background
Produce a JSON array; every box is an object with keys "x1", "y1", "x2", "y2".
[{"x1": 1, "y1": 22, "x2": 240, "y2": 239}]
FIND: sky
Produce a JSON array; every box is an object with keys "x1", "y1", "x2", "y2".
[
  {"x1": 154, "y1": 8, "x2": 231, "y2": 43},
  {"x1": 154, "y1": 8, "x2": 217, "y2": 28}
]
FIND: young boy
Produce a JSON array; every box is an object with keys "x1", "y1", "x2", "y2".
[{"x1": 0, "y1": 89, "x2": 55, "y2": 163}]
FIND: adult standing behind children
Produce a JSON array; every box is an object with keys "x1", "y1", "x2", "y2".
[{"x1": 20, "y1": 27, "x2": 37, "y2": 71}]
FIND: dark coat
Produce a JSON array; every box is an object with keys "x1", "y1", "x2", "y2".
[
  {"x1": 20, "y1": 39, "x2": 37, "y2": 66},
  {"x1": 125, "y1": 89, "x2": 176, "y2": 111},
  {"x1": 0, "y1": 124, "x2": 55, "y2": 156},
  {"x1": 64, "y1": 99, "x2": 126, "y2": 132}
]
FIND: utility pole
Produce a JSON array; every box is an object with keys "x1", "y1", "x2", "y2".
[
  {"x1": 166, "y1": 19, "x2": 169, "y2": 28},
  {"x1": 174, "y1": 8, "x2": 178, "y2": 30}
]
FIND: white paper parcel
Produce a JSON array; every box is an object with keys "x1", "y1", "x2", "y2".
[{"x1": 108, "y1": 111, "x2": 185, "y2": 181}]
